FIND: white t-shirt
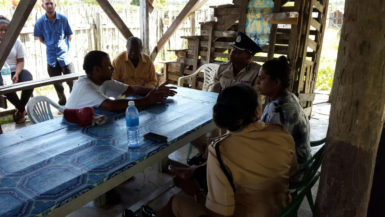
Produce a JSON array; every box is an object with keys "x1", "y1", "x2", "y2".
[
  {"x1": 65, "y1": 76, "x2": 128, "y2": 109},
  {"x1": 5, "y1": 39, "x2": 25, "y2": 72}
]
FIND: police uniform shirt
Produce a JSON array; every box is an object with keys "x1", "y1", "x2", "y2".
[{"x1": 208, "y1": 61, "x2": 261, "y2": 93}]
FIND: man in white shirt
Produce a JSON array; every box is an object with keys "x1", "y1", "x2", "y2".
[{"x1": 65, "y1": 50, "x2": 176, "y2": 112}]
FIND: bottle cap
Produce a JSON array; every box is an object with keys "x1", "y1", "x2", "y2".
[{"x1": 128, "y1": 101, "x2": 135, "y2": 106}]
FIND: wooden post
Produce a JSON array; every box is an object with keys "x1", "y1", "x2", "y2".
[
  {"x1": 190, "y1": 12, "x2": 195, "y2": 35},
  {"x1": 95, "y1": 0, "x2": 133, "y2": 40},
  {"x1": 238, "y1": 0, "x2": 249, "y2": 32},
  {"x1": 0, "y1": 0, "x2": 37, "y2": 69},
  {"x1": 150, "y1": 0, "x2": 206, "y2": 61},
  {"x1": 267, "y1": 0, "x2": 281, "y2": 60},
  {"x1": 206, "y1": 24, "x2": 213, "y2": 63},
  {"x1": 140, "y1": 0, "x2": 150, "y2": 54},
  {"x1": 315, "y1": 0, "x2": 385, "y2": 216},
  {"x1": 93, "y1": 12, "x2": 102, "y2": 51}
]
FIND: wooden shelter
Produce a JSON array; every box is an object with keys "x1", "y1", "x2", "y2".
[
  {"x1": 163, "y1": 0, "x2": 329, "y2": 117},
  {"x1": 0, "y1": 0, "x2": 384, "y2": 216}
]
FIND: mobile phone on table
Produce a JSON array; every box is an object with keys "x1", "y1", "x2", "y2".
[{"x1": 144, "y1": 132, "x2": 168, "y2": 143}]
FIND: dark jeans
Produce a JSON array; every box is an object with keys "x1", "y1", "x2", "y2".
[
  {"x1": 47, "y1": 62, "x2": 75, "y2": 99},
  {"x1": 0, "y1": 69, "x2": 34, "y2": 113}
]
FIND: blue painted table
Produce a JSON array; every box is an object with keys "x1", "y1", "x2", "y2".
[{"x1": 0, "y1": 87, "x2": 218, "y2": 217}]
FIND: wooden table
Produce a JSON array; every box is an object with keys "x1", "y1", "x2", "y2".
[{"x1": 0, "y1": 86, "x2": 218, "y2": 217}]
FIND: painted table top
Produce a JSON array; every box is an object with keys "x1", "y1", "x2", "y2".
[{"x1": 0, "y1": 86, "x2": 218, "y2": 217}]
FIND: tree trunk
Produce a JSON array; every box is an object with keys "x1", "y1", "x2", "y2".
[
  {"x1": 315, "y1": 0, "x2": 385, "y2": 216},
  {"x1": 367, "y1": 121, "x2": 385, "y2": 216}
]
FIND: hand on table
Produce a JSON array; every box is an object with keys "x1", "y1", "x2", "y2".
[{"x1": 145, "y1": 83, "x2": 177, "y2": 104}]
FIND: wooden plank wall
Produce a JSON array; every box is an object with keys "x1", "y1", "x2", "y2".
[{"x1": 164, "y1": 0, "x2": 329, "y2": 117}]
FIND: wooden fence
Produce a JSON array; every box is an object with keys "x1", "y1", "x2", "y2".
[{"x1": 0, "y1": 5, "x2": 213, "y2": 80}]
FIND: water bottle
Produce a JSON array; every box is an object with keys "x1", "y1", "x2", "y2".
[
  {"x1": 126, "y1": 101, "x2": 140, "y2": 148},
  {"x1": 1, "y1": 63, "x2": 12, "y2": 86}
]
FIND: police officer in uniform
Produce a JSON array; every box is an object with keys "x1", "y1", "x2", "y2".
[
  {"x1": 208, "y1": 31, "x2": 262, "y2": 93},
  {"x1": 188, "y1": 32, "x2": 263, "y2": 166}
]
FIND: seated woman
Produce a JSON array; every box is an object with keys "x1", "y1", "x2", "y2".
[
  {"x1": 256, "y1": 56, "x2": 311, "y2": 164},
  {"x1": 0, "y1": 16, "x2": 33, "y2": 124},
  {"x1": 152, "y1": 84, "x2": 298, "y2": 217}
]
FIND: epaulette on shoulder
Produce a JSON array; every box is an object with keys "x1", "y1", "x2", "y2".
[{"x1": 209, "y1": 133, "x2": 230, "y2": 148}]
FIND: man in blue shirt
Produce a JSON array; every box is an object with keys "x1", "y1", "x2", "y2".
[{"x1": 34, "y1": 0, "x2": 74, "y2": 105}]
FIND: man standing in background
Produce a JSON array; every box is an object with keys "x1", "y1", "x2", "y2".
[{"x1": 34, "y1": 0, "x2": 74, "y2": 105}]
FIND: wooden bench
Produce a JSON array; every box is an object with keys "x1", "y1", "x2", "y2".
[{"x1": 0, "y1": 73, "x2": 82, "y2": 109}]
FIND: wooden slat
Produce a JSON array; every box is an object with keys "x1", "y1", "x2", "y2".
[
  {"x1": 0, "y1": 95, "x2": 7, "y2": 109},
  {"x1": 201, "y1": 30, "x2": 237, "y2": 38},
  {"x1": 263, "y1": 45, "x2": 289, "y2": 54},
  {"x1": 96, "y1": 0, "x2": 133, "y2": 39},
  {"x1": 213, "y1": 6, "x2": 241, "y2": 16},
  {"x1": 312, "y1": 0, "x2": 324, "y2": 12},
  {"x1": 0, "y1": 73, "x2": 82, "y2": 95},
  {"x1": 191, "y1": 39, "x2": 200, "y2": 71},
  {"x1": 277, "y1": 28, "x2": 291, "y2": 34},
  {"x1": 299, "y1": 93, "x2": 315, "y2": 102},
  {"x1": 303, "y1": 107, "x2": 312, "y2": 117},
  {"x1": 281, "y1": 6, "x2": 295, "y2": 12},
  {"x1": 276, "y1": 38, "x2": 290, "y2": 44},
  {"x1": 181, "y1": 35, "x2": 202, "y2": 39},
  {"x1": 310, "y1": 18, "x2": 321, "y2": 31},
  {"x1": 206, "y1": 24, "x2": 214, "y2": 62},
  {"x1": 252, "y1": 56, "x2": 269, "y2": 62},
  {"x1": 200, "y1": 41, "x2": 231, "y2": 49},
  {"x1": 307, "y1": 38, "x2": 317, "y2": 51},
  {"x1": 264, "y1": 12, "x2": 299, "y2": 25},
  {"x1": 0, "y1": 0, "x2": 37, "y2": 69},
  {"x1": 150, "y1": 0, "x2": 206, "y2": 60},
  {"x1": 267, "y1": 0, "x2": 281, "y2": 60},
  {"x1": 166, "y1": 62, "x2": 184, "y2": 73}
]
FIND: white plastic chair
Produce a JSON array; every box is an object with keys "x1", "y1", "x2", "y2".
[
  {"x1": 177, "y1": 63, "x2": 219, "y2": 91},
  {"x1": 27, "y1": 96, "x2": 64, "y2": 124}
]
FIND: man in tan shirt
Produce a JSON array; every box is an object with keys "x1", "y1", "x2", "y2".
[{"x1": 112, "y1": 37, "x2": 157, "y2": 88}]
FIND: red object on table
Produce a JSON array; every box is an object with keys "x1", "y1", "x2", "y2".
[{"x1": 64, "y1": 107, "x2": 95, "y2": 127}]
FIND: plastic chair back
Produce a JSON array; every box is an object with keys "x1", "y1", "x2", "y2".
[
  {"x1": 27, "y1": 96, "x2": 64, "y2": 124},
  {"x1": 177, "y1": 64, "x2": 219, "y2": 91}
]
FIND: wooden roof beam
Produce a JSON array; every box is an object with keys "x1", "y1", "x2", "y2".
[
  {"x1": 96, "y1": 0, "x2": 133, "y2": 39},
  {"x1": 150, "y1": 0, "x2": 208, "y2": 61},
  {"x1": 0, "y1": 0, "x2": 36, "y2": 69}
]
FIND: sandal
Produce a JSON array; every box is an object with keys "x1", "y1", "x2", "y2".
[{"x1": 141, "y1": 205, "x2": 157, "y2": 217}]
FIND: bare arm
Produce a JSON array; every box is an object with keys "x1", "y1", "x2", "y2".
[
  {"x1": 38, "y1": 37, "x2": 45, "y2": 44},
  {"x1": 67, "y1": 34, "x2": 72, "y2": 42},
  {"x1": 124, "y1": 85, "x2": 153, "y2": 96},
  {"x1": 99, "y1": 84, "x2": 177, "y2": 112},
  {"x1": 12, "y1": 58, "x2": 24, "y2": 83}
]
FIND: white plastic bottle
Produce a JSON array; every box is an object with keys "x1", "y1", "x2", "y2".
[
  {"x1": 126, "y1": 101, "x2": 140, "y2": 148},
  {"x1": 1, "y1": 63, "x2": 12, "y2": 86}
]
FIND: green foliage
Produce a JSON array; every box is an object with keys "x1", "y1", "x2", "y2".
[
  {"x1": 316, "y1": 56, "x2": 335, "y2": 90},
  {"x1": 157, "y1": 0, "x2": 167, "y2": 8},
  {"x1": 131, "y1": 0, "x2": 139, "y2": 6},
  {"x1": 315, "y1": 26, "x2": 341, "y2": 91},
  {"x1": 79, "y1": 0, "x2": 98, "y2": 5}
]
